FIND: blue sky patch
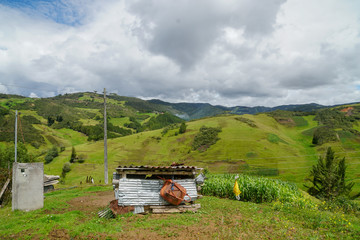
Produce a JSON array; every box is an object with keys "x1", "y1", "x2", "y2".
[{"x1": 0, "y1": 0, "x2": 84, "y2": 26}]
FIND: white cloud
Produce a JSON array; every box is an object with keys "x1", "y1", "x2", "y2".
[
  {"x1": 0, "y1": 0, "x2": 359, "y2": 107},
  {"x1": 29, "y1": 92, "x2": 39, "y2": 98}
]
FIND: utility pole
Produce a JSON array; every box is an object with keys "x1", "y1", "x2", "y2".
[
  {"x1": 104, "y1": 88, "x2": 108, "y2": 184},
  {"x1": 15, "y1": 110, "x2": 18, "y2": 163}
]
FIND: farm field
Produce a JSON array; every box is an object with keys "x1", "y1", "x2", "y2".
[{"x1": 0, "y1": 185, "x2": 359, "y2": 240}]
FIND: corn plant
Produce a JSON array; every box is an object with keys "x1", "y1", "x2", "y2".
[{"x1": 202, "y1": 174, "x2": 302, "y2": 203}]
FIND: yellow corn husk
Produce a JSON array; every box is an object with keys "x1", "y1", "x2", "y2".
[{"x1": 233, "y1": 180, "x2": 241, "y2": 198}]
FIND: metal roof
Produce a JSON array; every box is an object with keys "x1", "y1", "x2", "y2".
[{"x1": 116, "y1": 165, "x2": 201, "y2": 171}]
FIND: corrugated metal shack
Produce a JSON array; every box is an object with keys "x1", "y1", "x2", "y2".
[{"x1": 112, "y1": 165, "x2": 203, "y2": 214}]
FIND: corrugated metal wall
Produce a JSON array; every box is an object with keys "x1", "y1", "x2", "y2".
[{"x1": 116, "y1": 179, "x2": 198, "y2": 206}]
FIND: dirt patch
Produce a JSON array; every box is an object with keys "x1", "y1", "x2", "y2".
[
  {"x1": 2, "y1": 229, "x2": 41, "y2": 240},
  {"x1": 277, "y1": 117, "x2": 296, "y2": 126},
  {"x1": 48, "y1": 228, "x2": 70, "y2": 240},
  {"x1": 67, "y1": 190, "x2": 114, "y2": 214}
]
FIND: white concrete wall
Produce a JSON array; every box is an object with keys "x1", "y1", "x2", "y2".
[{"x1": 12, "y1": 163, "x2": 44, "y2": 211}]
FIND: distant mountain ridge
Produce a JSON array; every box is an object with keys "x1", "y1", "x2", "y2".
[
  {"x1": 1, "y1": 92, "x2": 357, "y2": 120},
  {"x1": 148, "y1": 99, "x2": 329, "y2": 120}
]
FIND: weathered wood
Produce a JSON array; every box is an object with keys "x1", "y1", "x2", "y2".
[
  {"x1": 150, "y1": 204, "x2": 201, "y2": 214},
  {"x1": 115, "y1": 170, "x2": 195, "y2": 176},
  {"x1": 0, "y1": 179, "x2": 10, "y2": 201}
]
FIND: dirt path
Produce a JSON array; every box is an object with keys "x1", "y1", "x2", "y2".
[{"x1": 67, "y1": 190, "x2": 115, "y2": 214}]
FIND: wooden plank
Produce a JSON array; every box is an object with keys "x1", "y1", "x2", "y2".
[
  {"x1": 150, "y1": 204, "x2": 201, "y2": 214},
  {"x1": 0, "y1": 179, "x2": 10, "y2": 201},
  {"x1": 150, "y1": 204, "x2": 201, "y2": 209}
]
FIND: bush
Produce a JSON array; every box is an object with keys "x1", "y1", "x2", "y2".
[
  {"x1": 22, "y1": 115, "x2": 41, "y2": 124},
  {"x1": 0, "y1": 106, "x2": 9, "y2": 116},
  {"x1": 77, "y1": 154, "x2": 86, "y2": 163},
  {"x1": 179, "y1": 122, "x2": 187, "y2": 134},
  {"x1": 62, "y1": 162, "x2": 71, "y2": 173},
  {"x1": 142, "y1": 113, "x2": 183, "y2": 131},
  {"x1": 235, "y1": 117, "x2": 257, "y2": 128},
  {"x1": 312, "y1": 126, "x2": 338, "y2": 145},
  {"x1": 44, "y1": 146, "x2": 58, "y2": 164},
  {"x1": 192, "y1": 126, "x2": 221, "y2": 151},
  {"x1": 61, "y1": 162, "x2": 71, "y2": 179}
]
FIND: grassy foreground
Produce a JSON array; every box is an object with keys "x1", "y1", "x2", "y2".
[{"x1": 0, "y1": 185, "x2": 359, "y2": 239}]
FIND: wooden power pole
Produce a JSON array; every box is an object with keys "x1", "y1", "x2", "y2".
[{"x1": 104, "y1": 88, "x2": 108, "y2": 184}]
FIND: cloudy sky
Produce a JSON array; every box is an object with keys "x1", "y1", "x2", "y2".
[{"x1": 0, "y1": 0, "x2": 359, "y2": 107}]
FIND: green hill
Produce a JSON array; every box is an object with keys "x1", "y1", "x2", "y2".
[
  {"x1": 43, "y1": 111, "x2": 360, "y2": 193},
  {"x1": 1, "y1": 93, "x2": 360, "y2": 193}
]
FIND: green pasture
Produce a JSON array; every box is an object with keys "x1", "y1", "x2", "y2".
[
  {"x1": 44, "y1": 114, "x2": 360, "y2": 193},
  {"x1": 109, "y1": 117, "x2": 131, "y2": 127}
]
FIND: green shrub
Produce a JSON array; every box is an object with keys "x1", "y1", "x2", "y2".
[
  {"x1": 77, "y1": 154, "x2": 86, "y2": 163},
  {"x1": 44, "y1": 146, "x2": 58, "y2": 164},
  {"x1": 321, "y1": 197, "x2": 360, "y2": 214},
  {"x1": 312, "y1": 126, "x2": 338, "y2": 145},
  {"x1": 179, "y1": 122, "x2": 187, "y2": 134},
  {"x1": 142, "y1": 112, "x2": 183, "y2": 131},
  {"x1": 61, "y1": 162, "x2": 71, "y2": 179},
  {"x1": 62, "y1": 162, "x2": 71, "y2": 173},
  {"x1": 22, "y1": 115, "x2": 41, "y2": 124},
  {"x1": 192, "y1": 126, "x2": 221, "y2": 151},
  {"x1": 235, "y1": 117, "x2": 257, "y2": 128},
  {"x1": 0, "y1": 106, "x2": 9, "y2": 116}
]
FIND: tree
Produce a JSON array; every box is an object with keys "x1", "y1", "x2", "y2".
[
  {"x1": 179, "y1": 122, "x2": 187, "y2": 134},
  {"x1": 305, "y1": 147, "x2": 354, "y2": 201},
  {"x1": 61, "y1": 162, "x2": 71, "y2": 179},
  {"x1": 312, "y1": 126, "x2": 338, "y2": 145},
  {"x1": 70, "y1": 146, "x2": 77, "y2": 163},
  {"x1": 44, "y1": 146, "x2": 59, "y2": 164},
  {"x1": 47, "y1": 116, "x2": 55, "y2": 126}
]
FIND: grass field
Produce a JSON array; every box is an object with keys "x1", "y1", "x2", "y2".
[
  {"x1": 0, "y1": 185, "x2": 359, "y2": 239},
  {"x1": 2, "y1": 103, "x2": 360, "y2": 239}
]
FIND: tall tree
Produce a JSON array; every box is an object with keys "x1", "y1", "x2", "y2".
[
  {"x1": 179, "y1": 122, "x2": 187, "y2": 134},
  {"x1": 305, "y1": 147, "x2": 354, "y2": 200},
  {"x1": 70, "y1": 146, "x2": 77, "y2": 163}
]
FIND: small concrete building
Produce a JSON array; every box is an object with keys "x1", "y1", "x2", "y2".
[{"x1": 12, "y1": 162, "x2": 44, "y2": 211}]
